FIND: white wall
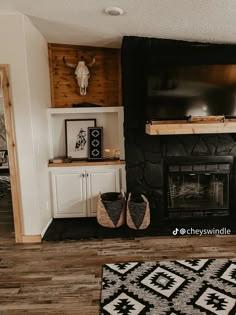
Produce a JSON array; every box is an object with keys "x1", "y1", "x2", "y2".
[
  {"x1": 0, "y1": 14, "x2": 52, "y2": 235},
  {"x1": 23, "y1": 16, "x2": 52, "y2": 234}
]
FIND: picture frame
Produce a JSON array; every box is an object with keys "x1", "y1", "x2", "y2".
[
  {"x1": 0, "y1": 150, "x2": 9, "y2": 169},
  {"x1": 65, "y1": 119, "x2": 96, "y2": 160},
  {"x1": 88, "y1": 127, "x2": 103, "y2": 160}
]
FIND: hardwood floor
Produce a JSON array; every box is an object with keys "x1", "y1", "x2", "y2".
[
  {"x1": 0, "y1": 228, "x2": 236, "y2": 313},
  {"x1": 0, "y1": 180, "x2": 236, "y2": 314}
]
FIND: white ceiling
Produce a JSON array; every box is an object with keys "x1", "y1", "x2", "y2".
[{"x1": 1, "y1": 0, "x2": 236, "y2": 48}]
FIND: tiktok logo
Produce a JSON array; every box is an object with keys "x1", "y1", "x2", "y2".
[{"x1": 172, "y1": 228, "x2": 179, "y2": 235}]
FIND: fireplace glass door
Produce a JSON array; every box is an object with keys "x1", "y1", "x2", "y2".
[{"x1": 168, "y1": 173, "x2": 229, "y2": 212}]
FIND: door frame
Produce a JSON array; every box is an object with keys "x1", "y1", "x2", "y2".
[{"x1": 0, "y1": 64, "x2": 23, "y2": 243}]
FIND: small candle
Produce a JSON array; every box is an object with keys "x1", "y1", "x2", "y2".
[
  {"x1": 114, "y1": 149, "x2": 120, "y2": 160},
  {"x1": 104, "y1": 148, "x2": 112, "y2": 159}
]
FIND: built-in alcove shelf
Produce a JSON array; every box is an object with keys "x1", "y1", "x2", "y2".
[
  {"x1": 146, "y1": 118, "x2": 236, "y2": 135},
  {"x1": 48, "y1": 160, "x2": 125, "y2": 167},
  {"x1": 47, "y1": 106, "x2": 124, "y2": 160}
]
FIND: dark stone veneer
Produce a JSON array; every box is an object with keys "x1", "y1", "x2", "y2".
[{"x1": 121, "y1": 36, "x2": 236, "y2": 225}]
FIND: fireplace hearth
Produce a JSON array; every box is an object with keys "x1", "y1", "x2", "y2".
[{"x1": 166, "y1": 156, "x2": 233, "y2": 219}]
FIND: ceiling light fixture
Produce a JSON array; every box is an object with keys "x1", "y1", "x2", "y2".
[{"x1": 104, "y1": 6, "x2": 124, "y2": 16}]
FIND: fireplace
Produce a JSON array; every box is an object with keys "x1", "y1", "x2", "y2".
[
  {"x1": 122, "y1": 36, "x2": 236, "y2": 229},
  {"x1": 166, "y1": 156, "x2": 233, "y2": 218}
]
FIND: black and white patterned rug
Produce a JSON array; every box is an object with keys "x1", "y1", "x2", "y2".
[
  {"x1": 101, "y1": 258, "x2": 236, "y2": 315},
  {"x1": 0, "y1": 176, "x2": 11, "y2": 198}
]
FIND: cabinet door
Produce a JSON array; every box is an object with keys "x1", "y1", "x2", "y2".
[
  {"x1": 86, "y1": 169, "x2": 119, "y2": 217},
  {"x1": 52, "y1": 172, "x2": 86, "y2": 218}
]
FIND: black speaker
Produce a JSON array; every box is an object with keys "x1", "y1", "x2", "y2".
[{"x1": 88, "y1": 127, "x2": 103, "y2": 160}]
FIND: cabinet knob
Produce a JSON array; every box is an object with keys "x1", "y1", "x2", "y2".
[{"x1": 80, "y1": 173, "x2": 88, "y2": 177}]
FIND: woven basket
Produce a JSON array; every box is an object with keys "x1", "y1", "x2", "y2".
[
  {"x1": 126, "y1": 193, "x2": 150, "y2": 230},
  {"x1": 97, "y1": 192, "x2": 126, "y2": 228}
]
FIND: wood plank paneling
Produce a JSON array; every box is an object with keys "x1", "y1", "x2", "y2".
[{"x1": 48, "y1": 43, "x2": 121, "y2": 108}]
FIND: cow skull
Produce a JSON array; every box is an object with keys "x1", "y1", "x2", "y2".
[{"x1": 63, "y1": 56, "x2": 95, "y2": 95}]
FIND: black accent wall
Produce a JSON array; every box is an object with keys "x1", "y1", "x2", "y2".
[{"x1": 121, "y1": 36, "x2": 236, "y2": 223}]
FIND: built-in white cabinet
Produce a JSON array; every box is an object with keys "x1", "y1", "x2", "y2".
[
  {"x1": 50, "y1": 165, "x2": 125, "y2": 218},
  {"x1": 47, "y1": 106, "x2": 126, "y2": 218},
  {"x1": 51, "y1": 170, "x2": 86, "y2": 217}
]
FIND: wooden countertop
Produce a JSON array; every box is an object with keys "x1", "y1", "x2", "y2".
[{"x1": 48, "y1": 160, "x2": 125, "y2": 167}]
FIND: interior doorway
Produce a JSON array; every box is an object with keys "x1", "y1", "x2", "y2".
[
  {"x1": 0, "y1": 65, "x2": 23, "y2": 242},
  {"x1": 0, "y1": 99, "x2": 14, "y2": 239}
]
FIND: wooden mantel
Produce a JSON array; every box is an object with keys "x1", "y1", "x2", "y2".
[{"x1": 146, "y1": 117, "x2": 236, "y2": 135}]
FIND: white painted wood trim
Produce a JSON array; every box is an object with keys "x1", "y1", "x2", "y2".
[
  {"x1": 48, "y1": 164, "x2": 125, "y2": 172},
  {"x1": 119, "y1": 165, "x2": 126, "y2": 192},
  {"x1": 118, "y1": 106, "x2": 125, "y2": 160},
  {"x1": 41, "y1": 218, "x2": 53, "y2": 238},
  {"x1": 47, "y1": 106, "x2": 122, "y2": 114}
]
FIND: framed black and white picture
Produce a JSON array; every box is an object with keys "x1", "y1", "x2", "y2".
[
  {"x1": 65, "y1": 119, "x2": 96, "y2": 160},
  {"x1": 88, "y1": 127, "x2": 103, "y2": 160}
]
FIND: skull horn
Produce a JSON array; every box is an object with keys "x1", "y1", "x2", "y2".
[
  {"x1": 63, "y1": 56, "x2": 77, "y2": 68},
  {"x1": 87, "y1": 56, "x2": 96, "y2": 68}
]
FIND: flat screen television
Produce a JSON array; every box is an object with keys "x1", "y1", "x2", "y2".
[{"x1": 146, "y1": 64, "x2": 236, "y2": 120}]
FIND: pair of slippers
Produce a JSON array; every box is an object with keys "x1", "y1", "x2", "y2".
[{"x1": 97, "y1": 192, "x2": 150, "y2": 230}]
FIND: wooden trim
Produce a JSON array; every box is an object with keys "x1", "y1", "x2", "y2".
[
  {"x1": 48, "y1": 160, "x2": 125, "y2": 167},
  {"x1": 22, "y1": 235, "x2": 42, "y2": 243},
  {"x1": 0, "y1": 65, "x2": 24, "y2": 243},
  {"x1": 48, "y1": 44, "x2": 55, "y2": 108},
  {"x1": 146, "y1": 119, "x2": 236, "y2": 135}
]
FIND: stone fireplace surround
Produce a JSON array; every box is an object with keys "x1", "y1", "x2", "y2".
[{"x1": 121, "y1": 36, "x2": 236, "y2": 231}]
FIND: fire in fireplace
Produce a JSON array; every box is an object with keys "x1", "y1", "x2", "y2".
[{"x1": 165, "y1": 156, "x2": 233, "y2": 218}]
